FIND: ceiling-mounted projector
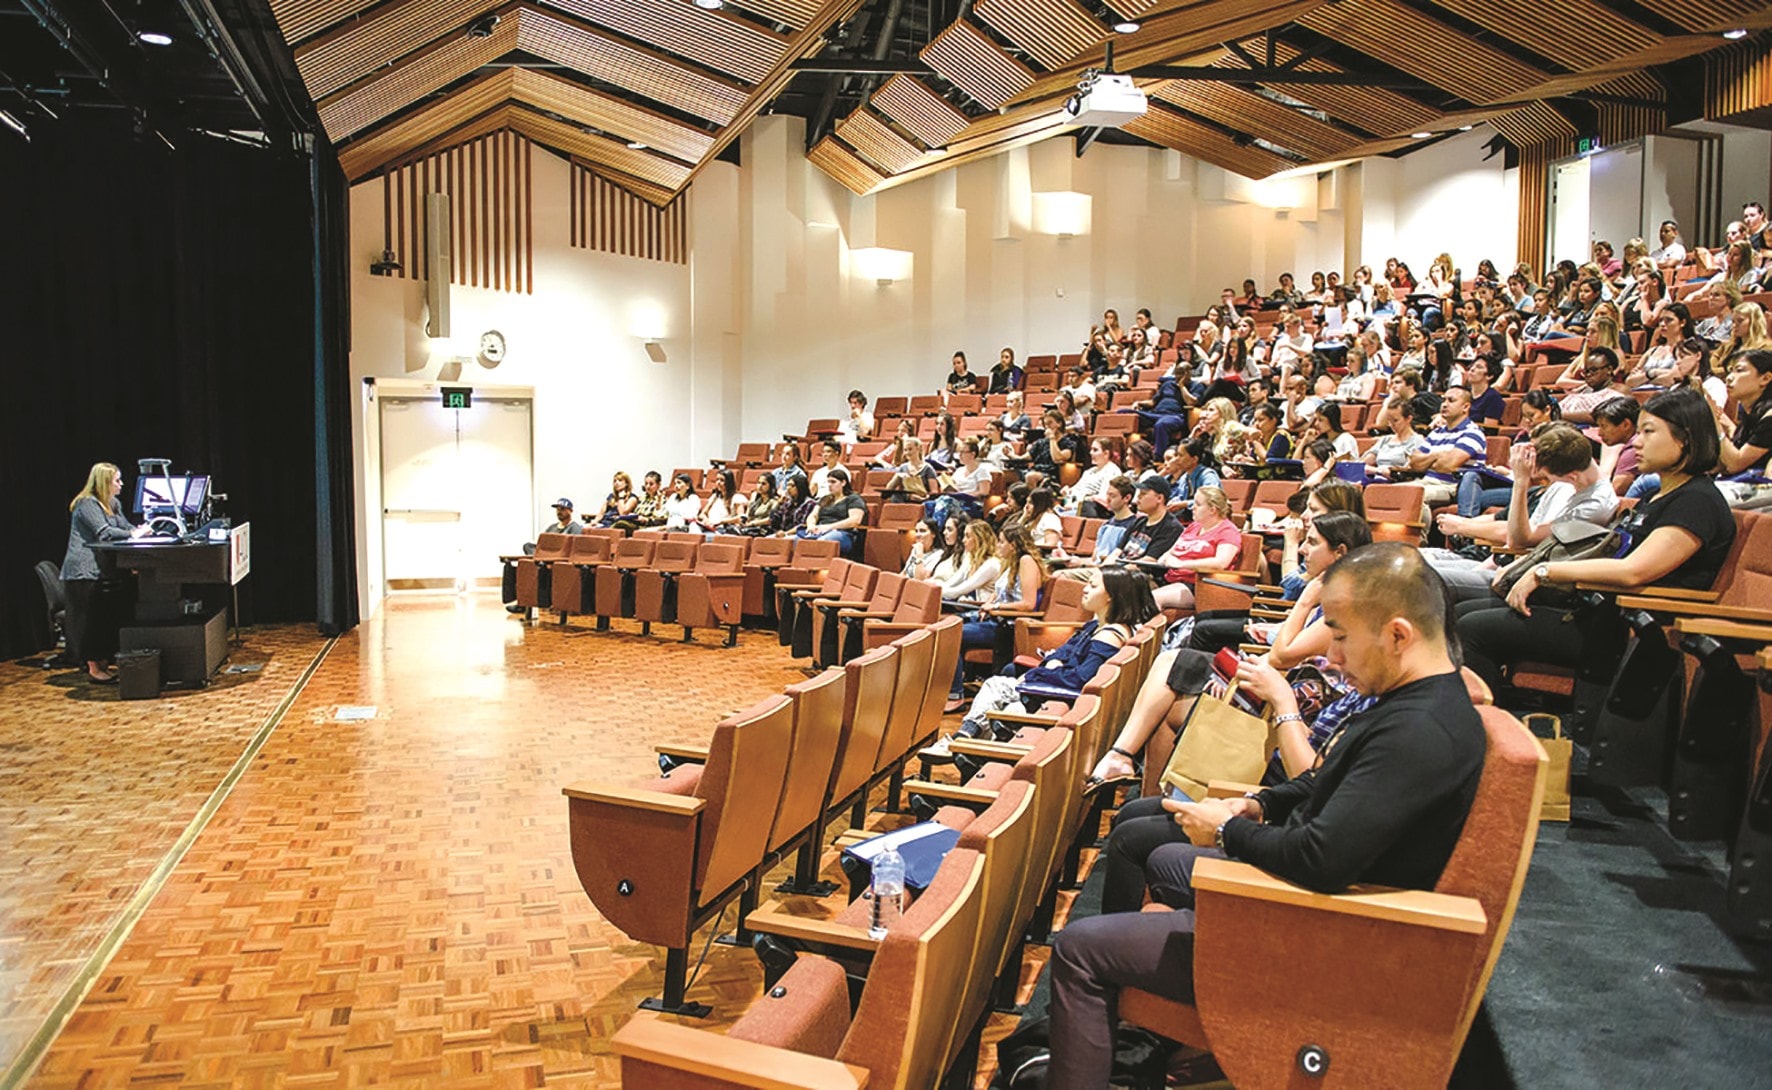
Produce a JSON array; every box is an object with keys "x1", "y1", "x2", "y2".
[{"x1": 1064, "y1": 71, "x2": 1147, "y2": 128}]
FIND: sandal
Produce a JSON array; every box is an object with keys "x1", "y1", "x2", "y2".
[{"x1": 1082, "y1": 746, "x2": 1140, "y2": 794}]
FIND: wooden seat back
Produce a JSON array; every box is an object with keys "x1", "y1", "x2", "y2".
[
  {"x1": 610, "y1": 538, "x2": 657, "y2": 569},
  {"x1": 693, "y1": 695, "x2": 799, "y2": 904},
  {"x1": 568, "y1": 533, "x2": 614, "y2": 563},
  {"x1": 917, "y1": 616, "x2": 965, "y2": 744},
  {"x1": 890, "y1": 577, "x2": 943, "y2": 623},
  {"x1": 1364, "y1": 483, "x2": 1427, "y2": 541},
  {"x1": 767, "y1": 667, "x2": 850, "y2": 855},
  {"x1": 746, "y1": 537, "x2": 794, "y2": 567},
  {"x1": 532, "y1": 532, "x2": 571, "y2": 562},
  {"x1": 878, "y1": 627, "x2": 935, "y2": 770},
  {"x1": 1007, "y1": 727, "x2": 1078, "y2": 948},
  {"x1": 1219, "y1": 478, "x2": 1257, "y2": 517},
  {"x1": 650, "y1": 540, "x2": 700, "y2": 573},
  {"x1": 953, "y1": 782, "x2": 1038, "y2": 1043},
  {"x1": 828, "y1": 645, "x2": 899, "y2": 806}
]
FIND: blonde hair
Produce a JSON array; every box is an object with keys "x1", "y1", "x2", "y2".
[
  {"x1": 1727, "y1": 302, "x2": 1770, "y2": 357},
  {"x1": 963, "y1": 520, "x2": 1000, "y2": 575},
  {"x1": 1193, "y1": 485, "x2": 1232, "y2": 518},
  {"x1": 1576, "y1": 313, "x2": 1622, "y2": 372},
  {"x1": 71, "y1": 462, "x2": 121, "y2": 514},
  {"x1": 612, "y1": 471, "x2": 633, "y2": 493}
]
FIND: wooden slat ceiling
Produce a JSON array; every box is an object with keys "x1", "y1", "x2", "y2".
[
  {"x1": 270, "y1": 0, "x2": 1762, "y2": 211},
  {"x1": 972, "y1": 0, "x2": 1108, "y2": 72}
]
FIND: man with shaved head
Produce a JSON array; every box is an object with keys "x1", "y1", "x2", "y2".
[{"x1": 1041, "y1": 544, "x2": 1487, "y2": 1088}]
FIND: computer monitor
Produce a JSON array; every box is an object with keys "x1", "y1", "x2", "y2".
[{"x1": 133, "y1": 474, "x2": 209, "y2": 517}]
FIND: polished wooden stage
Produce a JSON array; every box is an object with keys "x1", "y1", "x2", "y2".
[{"x1": 3, "y1": 596, "x2": 1055, "y2": 1088}]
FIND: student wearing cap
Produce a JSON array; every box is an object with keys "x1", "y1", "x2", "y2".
[{"x1": 544, "y1": 498, "x2": 582, "y2": 535}]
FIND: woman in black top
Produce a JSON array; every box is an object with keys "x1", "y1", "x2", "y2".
[
  {"x1": 61, "y1": 461, "x2": 145, "y2": 682},
  {"x1": 1457, "y1": 387, "x2": 1738, "y2": 695},
  {"x1": 1714, "y1": 347, "x2": 1772, "y2": 476},
  {"x1": 796, "y1": 469, "x2": 867, "y2": 556}
]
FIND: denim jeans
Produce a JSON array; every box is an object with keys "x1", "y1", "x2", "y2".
[{"x1": 797, "y1": 526, "x2": 855, "y2": 556}]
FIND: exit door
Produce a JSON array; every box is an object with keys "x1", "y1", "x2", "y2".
[{"x1": 379, "y1": 394, "x2": 533, "y2": 591}]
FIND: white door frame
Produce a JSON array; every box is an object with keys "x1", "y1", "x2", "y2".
[{"x1": 363, "y1": 377, "x2": 535, "y2": 598}]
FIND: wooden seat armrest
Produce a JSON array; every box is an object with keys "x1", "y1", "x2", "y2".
[
  {"x1": 744, "y1": 907, "x2": 881, "y2": 955},
  {"x1": 1249, "y1": 606, "x2": 1290, "y2": 621},
  {"x1": 1197, "y1": 577, "x2": 1259, "y2": 596},
  {"x1": 1238, "y1": 644, "x2": 1269, "y2": 657},
  {"x1": 498, "y1": 553, "x2": 526, "y2": 563},
  {"x1": 560, "y1": 783, "x2": 706, "y2": 816},
  {"x1": 1204, "y1": 780, "x2": 1263, "y2": 799},
  {"x1": 1192, "y1": 858, "x2": 1487, "y2": 934},
  {"x1": 862, "y1": 620, "x2": 926, "y2": 638},
  {"x1": 1613, "y1": 598, "x2": 1772, "y2": 624},
  {"x1": 654, "y1": 742, "x2": 711, "y2": 764},
  {"x1": 985, "y1": 606, "x2": 1044, "y2": 619},
  {"x1": 815, "y1": 598, "x2": 875, "y2": 610},
  {"x1": 898, "y1": 780, "x2": 999, "y2": 806},
  {"x1": 1612, "y1": 585, "x2": 1721, "y2": 602},
  {"x1": 1253, "y1": 583, "x2": 1284, "y2": 595},
  {"x1": 612, "y1": 1015, "x2": 870, "y2": 1089},
  {"x1": 839, "y1": 607, "x2": 892, "y2": 622},
  {"x1": 983, "y1": 709, "x2": 1062, "y2": 727},
  {"x1": 1672, "y1": 617, "x2": 1772, "y2": 644},
  {"x1": 947, "y1": 738, "x2": 1032, "y2": 761}
]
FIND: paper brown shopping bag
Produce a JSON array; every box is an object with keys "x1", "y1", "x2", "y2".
[
  {"x1": 1160, "y1": 681, "x2": 1275, "y2": 802},
  {"x1": 1524, "y1": 712, "x2": 1571, "y2": 822}
]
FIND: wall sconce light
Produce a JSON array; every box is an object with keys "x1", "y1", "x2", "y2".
[
  {"x1": 851, "y1": 246, "x2": 913, "y2": 286},
  {"x1": 627, "y1": 301, "x2": 668, "y2": 340},
  {"x1": 1032, "y1": 191, "x2": 1092, "y2": 238}
]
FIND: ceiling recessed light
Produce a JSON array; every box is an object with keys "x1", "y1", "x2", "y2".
[
  {"x1": 1113, "y1": 20, "x2": 1141, "y2": 34},
  {"x1": 1723, "y1": 28, "x2": 1748, "y2": 40},
  {"x1": 1411, "y1": 131, "x2": 1433, "y2": 139},
  {"x1": 626, "y1": 140, "x2": 647, "y2": 150},
  {"x1": 137, "y1": 30, "x2": 173, "y2": 46},
  {"x1": 1458, "y1": 124, "x2": 1473, "y2": 131},
  {"x1": 692, "y1": 0, "x2": 723, "y2": 9}
]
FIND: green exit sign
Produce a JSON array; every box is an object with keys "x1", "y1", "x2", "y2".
[
  {"x1": 1576, "y1": 135, "x2": 1599, "y2": 155},
  {"x1": 441, "y1": 387, "x2": 473, "y2": 409}
]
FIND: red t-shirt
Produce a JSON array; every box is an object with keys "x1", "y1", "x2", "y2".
[{"x1": 1161, "y1": 518, "x2": 1243, "y2": 584}]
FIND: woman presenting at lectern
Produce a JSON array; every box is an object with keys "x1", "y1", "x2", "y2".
[{"x1": 61, "y1": 462, "x2": 148, "y2": 684}]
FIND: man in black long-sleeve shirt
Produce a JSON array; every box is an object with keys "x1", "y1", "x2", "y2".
[{"x1": 1044, "y1": 545, "x2": 1486, "y2": 1088}]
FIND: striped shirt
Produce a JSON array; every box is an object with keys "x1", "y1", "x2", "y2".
[{"x1": 1420, "y1": 420, "x2": 1487, "y2": 482}]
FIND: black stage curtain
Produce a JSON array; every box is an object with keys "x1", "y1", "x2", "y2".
[{"x1": 0, "y1": 123, "x2": 358, "y2": 658}]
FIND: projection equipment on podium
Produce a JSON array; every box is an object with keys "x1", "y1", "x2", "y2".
[
  {"x1": 137, "y1": 456, "x2": 188, "y2": 536},
  {"x1": 425, "y1": 191, "x2": 451, "y2": 338}
]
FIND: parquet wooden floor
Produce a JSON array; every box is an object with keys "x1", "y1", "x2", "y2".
[
  {"x1": 17, "y1": 598, "x2": 1088, "y2": 1089},
  {"x1": 0, "y1": 626, "x2": 332, "y2": 1083}
]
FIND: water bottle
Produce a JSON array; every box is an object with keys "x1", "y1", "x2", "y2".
[{"x1": 868, "y1": 847, "x2": 905, "y2": 939}]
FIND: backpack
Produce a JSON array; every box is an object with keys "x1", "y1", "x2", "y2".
[{"x1": 1491, "y1": 515, "x2": 1625, "y2": 599}]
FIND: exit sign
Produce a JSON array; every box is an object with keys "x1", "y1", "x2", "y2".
[
  {"x1": 1576, "y1": 135, "x2": 1599, "y2": 155},
  {"x1": 441, "y1": 386, "x2": 473, "y2": 409}
]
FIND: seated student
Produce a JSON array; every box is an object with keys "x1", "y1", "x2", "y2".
[
  {"x1": 1126, "y1": 367, "x2": 1196, "y2": 456},
  {"x1": 1023, "y1": 486, "x2": 1065, "y2": 554},
  {"x1": 1249, "y1": 402, "x2": 1292, "y2": 460},
  {"x1": 1309, "y1": 401, "x2": 1361, "y2": 462},
  {"x1": 1059, "y1": 367, "x2": 1097, "y2": 418},
  {"x1": 924, "y1": 513, "x2": 969, "y2": 583},
  {"x1": 1268, "y1": 312, "x2": 1315, "y2": 378},
  {"x1": 1027, "y1": 411, "x2": 1085, "y2": 486},
  {"x1": 697, "y1": 470, "x2": 744, "y2": 532},
  {"x1": 615, "y1": 470, "x2": 667, "y2": 531},
  {"x1": 1121, "y1": 437, "x2": 1158, "y2": 479},
  {"x1": 1406, "y1": 385, "x2": 1487, "y2": 510},
  {"x1": 1145, "y1": 486, "x2": 1243, "y2": 613},
  {"x1": 808, "y1": 439, "x2": 844, "y2": 498},
  {"x1": 836, "y1": 389, "x2": 874, "y2": 446},
  {"x1": 869, "y1": 420, "x2": 915, "y2": 471},
  {"x1": 730, "y1": 473, "x2": 781, "y2": 535},
  {"x1": 770, "y1": 444, "x2": 808, "y2": 494},
  {"x1": 997, "y1": 389, "x2": 1033, "y2": 440},
  {"x1": 1046, "y1": 545, "x2": 1486, "y2": 1087},
  {"x1": 1267, "y1": 271, "x2": 1306, "y2": 308},
  {"x1": 1056, "y1": 475, "x2": 1142, "y2": 580},
  {"x1": 1162, "y1": 437, "x2": 1221, "y2": 513},
  {"x1": 1457, "y1": 388, "x2": 1738, "y2": 698},
  {"x1": 944, "y1": 524, "x2": 1047, "y2": 707},
  {"x1": 925, "y1": 436, "x2": 995, "y2": 526},
  {"x1": 882, "y1": 436, "x2": 940, "y2": 501},
  {"x1": 662, "y1": 473, "x2": 702, "y2": 530},
  {"x1": 1593, "y1": 396, "x2": 1643, "y2": 495},
  {"x1": 987, "y1": 346, "x2": 1024, "y2": 393},
  {"x1": 1236, "y1": 277, "x2": 1263, "y2": 311},
  {"x1": 941, "y1": 351, "x2": 975, "y2": 400},
  {"x1": 1275, "y1": 480, "x2": 1365, "y2": 599},
  {"x1": 978, "y1": 420, "x2": 1014, "y2": 468},
  {"x1": 938, "y1": 519, "x2": 1003, "y2": 605},
  {"x1": 1624, "y1": 306, "x2": 1696, "y2": 388},
  {"x1": 594, "y1": 473, "x2": 638, "y2": 527},
  {"x1": 1365, "y1": 399, "x2": 1429, "y2": 478},
  {"x1": 989, "y1": 482, "x2": 1029, "y2": 531},
  {"x1": 543, "y1": 497, "x2": 583, "y2": 536},
  {"x1": 935, "y1": 567, "x2": 1158, "y2": 755},
  {"x1": 1428, "y1": 424, "x2": 1619, "y2": 601},
  {"x1": 1556, "y1": 346, "x2": 1626, "y2": 425},
  {"x1": 1713, "y1": 347, "x2": 1772, "y2": 477},
  {"x1": 926, "y1": 412, "x2": 961, "y2": 471},
  {"x1": 795, "y1": 469, "x2": 866, "y2": 556},
  {"x1": 1067, "y1": 437, "x2": 1124, "y2": 517},
  {"x1": 899, "y1": 518, "x2": 940, "y2": 580},
  {"x1": 769, "y1": 476, "x2": 815, "y2": 536},
  {"x1": 1466, "y1": 356, "x2": 1506, "y2": 425}
]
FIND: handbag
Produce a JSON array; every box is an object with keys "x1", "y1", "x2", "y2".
[
  {"x1": 1491, "y1": 516, "x2": 1624, "y2": 598},
  {"x1": 1159, "y1": 679, "x2": 1276, "y2": 802}
]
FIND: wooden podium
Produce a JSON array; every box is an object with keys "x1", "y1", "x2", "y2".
[{"x1": 92, "y1": 523, "x2": 251, "y2": 686}]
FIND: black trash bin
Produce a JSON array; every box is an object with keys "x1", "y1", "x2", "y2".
[{"x1": 116, "y1": 648, "x2": 162, "y2": 700}]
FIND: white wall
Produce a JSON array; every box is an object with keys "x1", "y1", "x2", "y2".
[{"x1": 347, "y1": 120, "x2": 1529, "y2": 615}]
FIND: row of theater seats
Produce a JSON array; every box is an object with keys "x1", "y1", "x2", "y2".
[
  {"x1": 561, "y1": 602, "x2": 962, "y2": 1015},
  {"x1": 507, "y1": 530, "x2": 843, "y2": 645},
  {"x1": 1532, "y1": 507, "x2": 1772, "y2": 925},
  {"x1": 596, "y1": 586, "x2": 1555, "y2": 1088}
]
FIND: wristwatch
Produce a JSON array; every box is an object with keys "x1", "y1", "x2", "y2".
[
  {"x1": 1214, "y1": 818, "x2": 1232, "y2": 853},
  {"x1": 1534, "y1": 563, "x2": 1551, "y2": 582}
]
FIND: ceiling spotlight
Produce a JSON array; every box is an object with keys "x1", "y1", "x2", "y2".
[
  {"x1": 467, "y1": 13, "x2": 500, "y2": 36},
  {"x1": 1723, "y1": 28, "x2": 1748, "y2": 40},
  {"x1": 1411, "y1": 131, "x2": 1433, "y2": 139},
  {"x1": 626, "y1": 140, "x2": 647, "y2": 150},
  {"x1": 370, "y1": 249, "x2": 402, "y2": 276},
  {"x1": 1458, "y1": 124, "x2": 1473, "y2": 131},
  {"x1": 1113, "y1": 21, "x2": 1140, "y2": 34},
  {"x1": 137, "y1": 30, "x2": 173, "y2": 46},
  {"x1": 692, "y1": 0, "x2": 724, "y2": 8}
]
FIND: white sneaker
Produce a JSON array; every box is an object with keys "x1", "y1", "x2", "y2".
[{"x1": 919, "y1": 735, "x2": 954, "y2": 761}]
